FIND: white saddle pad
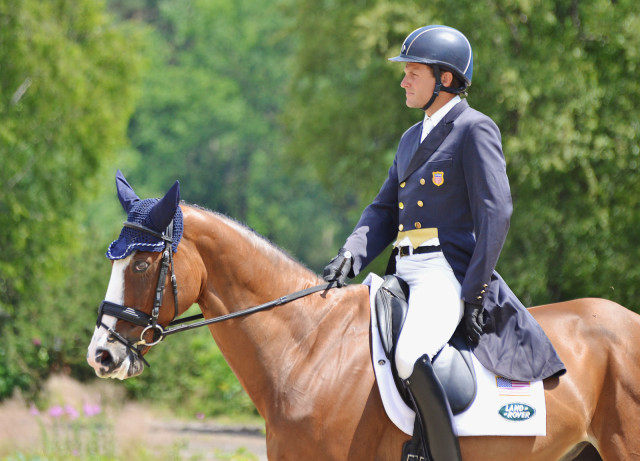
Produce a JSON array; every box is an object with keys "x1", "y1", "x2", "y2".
[{"x1": 364, "y1": 273, "x2": 546, "y2": 437}]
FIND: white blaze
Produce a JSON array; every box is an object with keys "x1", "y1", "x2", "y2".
[{"x1": 87, "y1": 256, "x2": 132, "y2": 378}]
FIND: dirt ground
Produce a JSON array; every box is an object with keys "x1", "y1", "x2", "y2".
[{"x1": 0, "y1": 375, "x2": 267, "y2": 460}]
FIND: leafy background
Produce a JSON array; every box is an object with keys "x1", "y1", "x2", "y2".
[{"x1": 1, "y1": 0, "x2": 639, "y2": 418}]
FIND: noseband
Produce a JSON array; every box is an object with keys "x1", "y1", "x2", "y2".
[{"x1": 96, "y1": 221, "x2": 337, "y2": 367}]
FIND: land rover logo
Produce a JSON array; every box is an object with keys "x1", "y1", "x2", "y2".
[{"x1": 498, "y1": 403, "x2": 535, "y2": 421}]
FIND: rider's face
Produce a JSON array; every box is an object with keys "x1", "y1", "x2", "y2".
[{"x1": 400, "y1": 62, "x2": 435, "y2": 109}]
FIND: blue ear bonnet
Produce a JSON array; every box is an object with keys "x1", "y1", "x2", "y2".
[{"x1": 106, "y1": 198, "x2": 184, "y2": 260}]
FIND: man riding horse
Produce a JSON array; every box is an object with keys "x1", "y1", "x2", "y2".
[{"x1": 323, "y1": 25, "x2": 566, "y2": 461}]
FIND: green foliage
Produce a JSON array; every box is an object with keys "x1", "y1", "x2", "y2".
[
  {"x1": 213, "y1": 448, "x2": 258, "y2": 461},
  {"x1": 3, "y1": 0, "x2": 640, "y2": 423},
  {"x1": 114, "y1": 0, "x2": 350, "y2": 272},
  {"x1": 284, "y1": 0, "x2": 640, "y2": 309},
  {"x1": 0, "y1": 0, "x2": 145, "y2": 397},
  {"x1": 122, "y1": 316, "x2": 256, "y2": 417},
  {"x1": 437, "y1": 0, "x2": 640, "y2": 306},
  {"x1": 283, "y1": 1, "x2": 419, "y2": 209},
  {"x1": 119, "y1": 0, "x2": 294, "y2": 214}
]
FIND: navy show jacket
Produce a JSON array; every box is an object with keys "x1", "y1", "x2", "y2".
[{"x1": 344, "y1": 99, "x2": 565, "y2": 381}]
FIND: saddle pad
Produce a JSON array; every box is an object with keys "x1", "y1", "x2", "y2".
[{"x1": 364, "y1": 273, "x2": 547, "y2": 437}]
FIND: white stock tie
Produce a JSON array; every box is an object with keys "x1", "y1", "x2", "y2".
[{"x1": 420, "y1": 117, "x2": 434, "y2": 143}]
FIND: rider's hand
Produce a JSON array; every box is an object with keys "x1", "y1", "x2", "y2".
[
  {"x1": 322, "y1": 248, "x2": 353, "y2": 287},
  {"x1": 464, "y1": 302, "x2": 484, "y2": 344}
]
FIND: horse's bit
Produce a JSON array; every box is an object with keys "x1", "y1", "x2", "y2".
[{"x1": 95, "y1": 221, "x2": 335, "y2": 367}]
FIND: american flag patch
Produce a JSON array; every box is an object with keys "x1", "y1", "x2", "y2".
[{"x1": 496, "y1": 376, "x2": 531, "y2": 396}]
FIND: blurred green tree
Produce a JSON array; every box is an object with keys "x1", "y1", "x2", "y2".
[
  {"x1": 4, "y1": 0, "x2": 639, "y2": 416},
  {"x1": 97, "y1": 0, "x2": 353, "y2": 415},
  {"x1": 0, "y1": 0, "x2": 145, "y2": 397},
  {"x1": 283, "y1": 0, "x2": 640, "y2": 308},
  {"x1": 110, "y1": 0, "x2": 351, "y2": 271}
]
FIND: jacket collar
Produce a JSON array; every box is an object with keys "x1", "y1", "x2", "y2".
[{"x1": 398, "y1": 99, "x2": 469, "y2": 182}]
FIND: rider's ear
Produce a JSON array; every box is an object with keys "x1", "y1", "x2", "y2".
[
  {"x1": 115, "y1": 169, "x2": 141, "y2": 213},
  {"x1": 441, "y1": 70, "x2": 454, "y2": 88},
  {"x1": 148, "y1": 180, "x2": 180, "y2": 232}
]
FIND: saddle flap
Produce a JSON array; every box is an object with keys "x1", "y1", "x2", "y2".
[
  {"x1": 375, "y1": 275, "x2": 410, "y2": 360},
  {"x1": 432, "y1": 335, "x2": 477, "y2": 414},
  {"x1": 374, "y1": 275, "x2": 477, "y2": 415}
]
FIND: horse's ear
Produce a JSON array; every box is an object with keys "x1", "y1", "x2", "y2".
[
  {"x1": 148, "y1": 180, "x2": 180, "y2": 232},
  {"x1": 115, "y1": 170, "x2": 141, "y2": 213}
]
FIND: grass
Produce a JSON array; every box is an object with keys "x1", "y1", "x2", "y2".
[
  {"x1": 0, "y1": 378, "x2": 260, "y2": 461},
  {"x1": 1, "y1": 403, "x2": 191, "y2": 461}
]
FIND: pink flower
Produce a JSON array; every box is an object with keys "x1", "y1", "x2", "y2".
[
  {"x1": 65, "y1": 404, "x2": 79, "y2": 420},
  {"x1": 48, "y1": 405, "x2": 64, "y2": 418},
  {"x1": 196, "y1": 412, "x2": 205, "y2": 420},
  {"x1": 83, "y1": 402, "x2": 101, "y2": 417}
]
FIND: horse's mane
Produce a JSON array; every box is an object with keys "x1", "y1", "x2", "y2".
[{"x1": 184, "y1": 203, "x2": 317, "y2": 277}]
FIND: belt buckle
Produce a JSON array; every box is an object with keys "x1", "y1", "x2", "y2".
[{"x1": 399, "y1": 246, "x2": 413, "y2": 257}]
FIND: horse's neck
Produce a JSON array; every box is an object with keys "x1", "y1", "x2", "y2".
[
  {"x1": 191, "y1": 208, "x2": 319, "y2": 309},
  {"x1": 187, "y1": 208, "x2": 331, "y2": 411}
]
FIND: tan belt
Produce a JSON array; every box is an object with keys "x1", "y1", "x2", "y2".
[{"x1": 394, "y1": 228, "x2": 438, "y2": 249}]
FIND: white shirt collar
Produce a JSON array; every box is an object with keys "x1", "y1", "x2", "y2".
[{"x1": 421, "y1": 95, "x2": 462, "y2": 142}]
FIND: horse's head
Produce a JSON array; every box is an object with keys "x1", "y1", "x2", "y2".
[{"x1": 87, "y1": 170, "x2": 200, "y2": 379}]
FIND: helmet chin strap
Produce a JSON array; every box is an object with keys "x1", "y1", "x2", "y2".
[
  {"x1": 422, "y1": 65, "x2": 467, "y2": 112},
  {"x1": 422, "y1": 65, "x2": 442, "y2": 112}
]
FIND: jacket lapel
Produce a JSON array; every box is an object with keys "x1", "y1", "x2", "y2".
[
  {"x1": 396, "y1": 123, "x2": 421, "y2": 182},
  {"x1": 398, "y1": 99, "x2": 470, "y2": 182}
]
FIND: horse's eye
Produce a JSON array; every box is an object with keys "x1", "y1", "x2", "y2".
[{"x1": 132, "y1": 260, "x2": 150, "y2": 273}]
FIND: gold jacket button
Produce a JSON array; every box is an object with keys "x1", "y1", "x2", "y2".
[
  {"x1": 398, "y1": 224, "x2": 404, "y2": 231},
  {"x1": 417, "y1": 200, "x2": 423, "y2": 207},
  {"x1": 420, "y1": 178, "x2": 426, "y2": 185},
  {"x1": 414, "y1": 222, "x2": 422, "y2": 229},
  {"x1": 400, "y1": 181, "x2": 406, "y2": 188},
  {"x1": 399, "y1": 202, "x2": 404, "y2": 209}
]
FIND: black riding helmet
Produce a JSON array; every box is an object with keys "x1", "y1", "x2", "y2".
[{"x1": 389, "y1": 25, "x2": 473, "y2": 111}]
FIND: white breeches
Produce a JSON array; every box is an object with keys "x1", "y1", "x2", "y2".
[{"x1": 394, "y1": 252, "x2": 464, "y2": 379}]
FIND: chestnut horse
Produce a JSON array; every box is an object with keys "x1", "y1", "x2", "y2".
[{"x1": 88, "y1": 202, "x2": 640, "y2": 460}]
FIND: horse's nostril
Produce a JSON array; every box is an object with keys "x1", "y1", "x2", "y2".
[{"x1": 96, "y1": 348, "x2": 113, "y2": 366}]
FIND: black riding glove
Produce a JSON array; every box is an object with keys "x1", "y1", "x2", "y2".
[
  {"x1": 322, "y1": 248, "x2": 353, "y2": 287},
  {"x1": 464, "y1": 302, "x2": 484, "y2": 344}
]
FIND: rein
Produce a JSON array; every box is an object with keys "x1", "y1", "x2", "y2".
[
  {"x1": 161, "y1": 282, "x2": 333, "y2": 336},
  {"x1": 96, "y1": 220, "x2": 338, "y2": 367}
]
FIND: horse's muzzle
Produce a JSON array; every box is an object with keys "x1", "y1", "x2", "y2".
[{"x1": 87, "y1": 343, "x2": 144, "y2": 380}]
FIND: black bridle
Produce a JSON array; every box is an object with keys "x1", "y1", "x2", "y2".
[
  {"x1": 96, "y1": 220, "x2": 180, "y2": 367},
  {"x1": 96, "y1": 220, "x2": 335, "y2": 367}
]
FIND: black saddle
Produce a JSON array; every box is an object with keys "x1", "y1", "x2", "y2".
[{"x1": 374, "y1": 275, "x2": 476, "y2": 414}]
